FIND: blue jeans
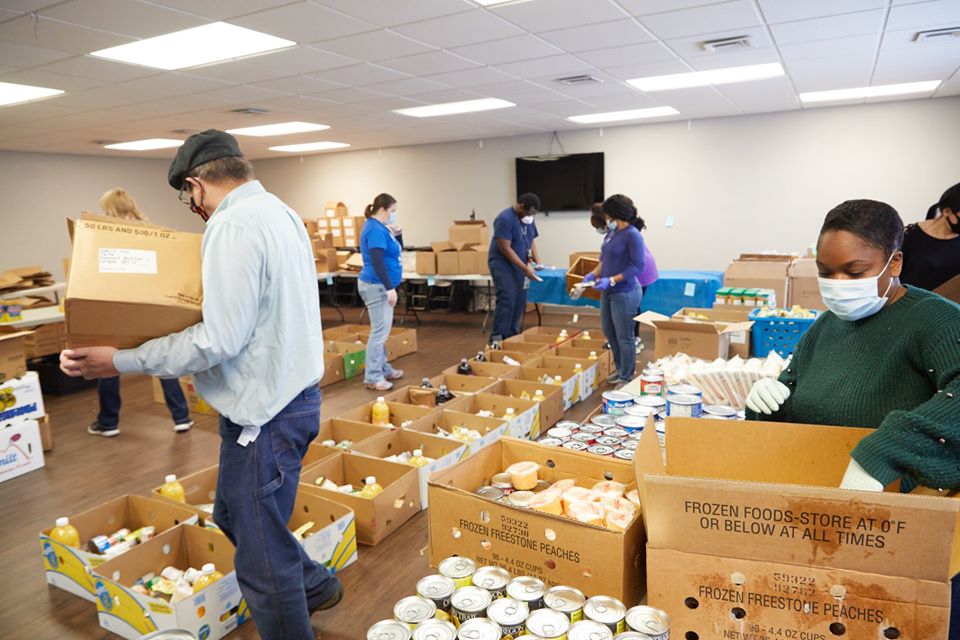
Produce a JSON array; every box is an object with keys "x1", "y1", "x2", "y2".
[
  {"x1": 601, "y1": 286, "x2": 643, "y2": 381},
  {"x1": 358, "y1": 279, "x2": 398, "y2": 385},
  {"x1": 490, "y1": 262, "x2": 527, "y2": 342},
  {"x1": 97, "y1": 376, "x2": 189, "y2": 427},
  {"x1": 213, "y1": 386, "x2": 340, "y2": 640}
]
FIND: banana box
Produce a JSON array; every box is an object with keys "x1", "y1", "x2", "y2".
[
  {"x1": 538, "y1": 355, "x2": 599, "y2": 403},
  {"x1": 0, "y1": 370, "x2": 45, "y2": 424},
  {"x1": 289, "y1": 490, "x2": 359, "y2": 571},
  {"x1": 517, "y1": 367, "x2": 579, "y2": 411},
  {"x1": 92, "y1": 524, "x2": 251, "y2": 640},
  {"x1": 0, "y1": 417, "x2": 44, "y2": 484},
  {"x1": 39, "y1": 494, "x2": 199, "y2": 601}
]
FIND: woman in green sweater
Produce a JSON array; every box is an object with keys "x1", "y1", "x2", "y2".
[{"x1": 746, "y1": 199, "x2": 960, "y2": 494}]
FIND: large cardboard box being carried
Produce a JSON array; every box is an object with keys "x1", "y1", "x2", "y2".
[
  {"x1": 429, "y1": 437, "x2": 646, "y2": 605},
  {"x1": 671, "y1": 307, "x2": 754, "y2": 359},
  {"x1": 724, "y1": 253, "x2": 793, "y2": 308},
  {"x1": 39, "y1": 494, "x2": 198, "y2": 601},
  {"x1": 636, "y1": 311, "x2": 753, "y2": 361},
  {"x1": 92, "y1": 524, "x2": 250, "y2": 640},
  {"x1": 635, "y1": 418, "x2": 960, "y2": 639},
  {"x1": 448, "y1": 220, "x2": 489, "y2": 247},
  {"x1": 788, "y1": 257, "x2": 826, "y2": 310},
  {"x1": 484, "y1": 378, "x2": 564, "y2": 435},
  {"x1": 65, "y1": 216, "x2": 202, "y2": 348}
]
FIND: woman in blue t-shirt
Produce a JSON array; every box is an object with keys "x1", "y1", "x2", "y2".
[
  {"x1": 583, "y1": 194, "x2": 647, "y2": 385},
  {"x1": 358, "y1": 193, "x2": 405, "y2": 391}
]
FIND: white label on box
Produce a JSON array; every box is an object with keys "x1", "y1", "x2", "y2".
[
  {"x1": 0, "y1": 419, "x2": 44, "y2": 483},
  {"x1": 684, "y1": 282, "x2": 696, "y2": 297},
  {"x1": 730, "y1": 331, "x2": 747, "y2": 345},
  {"x1": 0, "y1": 371, "x2": 45, "y2": 424},
  {"x1": 98, "y1": 248, "x2": 157, "y2": 274}
]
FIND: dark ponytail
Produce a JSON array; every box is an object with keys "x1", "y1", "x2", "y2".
[
  {"x1": 365, "y1": 192, "x2": 397, "y2": 219},
  {"x1": 602, "y1": 193, "x2": 646, "y2": 232}
]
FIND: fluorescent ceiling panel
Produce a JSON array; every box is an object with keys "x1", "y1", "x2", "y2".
[
  {"x1": 0, "y1": 81, "x2": 64, "y2": 107},
  {"x1": 628, "y1": 63, "x2": 785, "y2": 91},
  {"x1": 567, "y1": 106, "x2": 680, "y2": 124},
  {"x1": 226, "y1": 121, "x2": 330, "y2": 137},
  {"x1": 269, "y1": 141, "x2": 350, "y2": 152},
  {"x1": 799, "y1": 80, "x2": 941, "y2": 103},
  {"x1": 104, "y1": 138, "x2": 184, "y2": 150},
  {"x1": 393, "y1": 97, "x2": 516, "y2": 117}
]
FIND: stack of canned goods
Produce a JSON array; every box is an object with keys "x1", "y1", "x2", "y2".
[
  {"x1": 536, "y1": 420, "x2": 639, "y2": 461},
  {"x1": 367, "y1": 556, "x2": 671, "y2": 640}
]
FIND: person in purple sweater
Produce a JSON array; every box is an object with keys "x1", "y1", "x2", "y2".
[{"x1": 583, "y1": 194, "x2": 647, "y2": 384}]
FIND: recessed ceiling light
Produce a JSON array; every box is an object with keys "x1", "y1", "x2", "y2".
[
  {"x1": 0, "y1": 81, "x2": 64, "y2": 107},
  {"x1": 627, "y1": 63, "x2": 785, "y2": 91},
  {"x1": 104, "y1": 138, "x2": 184, "y2": 151},
  {"x1": 90, "y1": 22, "x2": 295, "y2": 71},
  {"x1": 393, "y1": 98, "x2": 516, "y2": 118},
  {"x1": 227, "y1": 121, "x2": 330, "y2": 137},
  {"x1": 269, "y1": 141, "x2": 350, "y2": 153},
  {"x1": 568, "y1": 106, "x2": 680, "y2": 124},
  {"x1": 799, "y1": 80, "x2": 941, "y2": 103}
]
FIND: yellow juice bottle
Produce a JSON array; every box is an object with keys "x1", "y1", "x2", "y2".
[
  {"x1": 160, "y1": 475, "x2": 186, "y2": 503},
  {"x1": 371, "y1": 397, "x2": 390, "y2": 426},
  {"x1": 360, "y1": 476, "x2": 384, "y2": 498},
  {"x1": 192, "y1": 563, "x2": 224, "y2": 593},
  {"x1": 408, "y1": 449, "x2": 430, "y2": 468},
  {"x1": 50, "y1": 517, "x2": 80, "y2": 547}
]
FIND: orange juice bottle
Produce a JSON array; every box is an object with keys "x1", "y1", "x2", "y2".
[
  {"x1": 532, "y1": 389, "x2": 546, "y2": 403},
  {"x1": 192, "y1": 563, "x2": 224, "y2": 593},
  {"x1": 582, "y1": 330, "x2": 592, "y2": 340},
  {"x1": 408, "y1": 450, "x2": 430, "y2": 468},
  {"x1": 50, "y1": 517, "x2": 80, "y2": 547},
  {"x1": 371, "y1": 397, "x2": 390, "y2": 426},
  {"x1": 160, "y1": 475, "x2": 186, "y2": 503},
  {"x1": 502, "y1": 407, "x2": 516, "y2": 421},
  {"x1": 588, "y1": 351, "x2": 598, "y2": 361},
  {"x1": 360, "y1": 476, "x2": 384, "y2": 498}
]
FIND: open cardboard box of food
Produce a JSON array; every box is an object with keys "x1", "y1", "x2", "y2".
[
  {"x1": 517, "y1": 367, "x2": 579, "y2": 412},
  {"x1": 428, "y1": 437, "x2": 646, "y2": 604},
  {"x1": 352, "y1": 429, "x2": 468, "y2": 509},
  {"x1": 324, "y1": 340, "x2": 366, "y2": 379},
  {"x1": 537, "y1": 355, "x2": 599, "y2": 403},
  {"x1": 288, "y1": 489, "x2": 358, "y2": 572},
  {"x1": 150, "y1": 465, "x2": 220, "y2": 527},
  {"x1": 357, "y1": 327, "x2": 418, "y2": 360},
  {"x1": 555, "y1": 345, "x2": 612, "y2": 380},
  {"x1": 384, "y1": 385, "x2": 446, "y2": 408},
  {"x1": 442, "y1": 360, "x2": 520, "y2": 380},
  {"x1": 522, "y1": 326, "x2": 582, "y2": 339},
  {"x1": 507, "y1": 332, "x2": 566, "y2": 347},
  {"x1": 441, "y1": 392, "x2": 541, "y2": 440},
  {"x1": 320, "y1": 353, "x2": 345, "y2": 388},
  {"x1": 493, "y1": 340, "x2": 552, "y2": 355},
  {"x1": 91, "y1": 524, "x2": 249, "y2": 640},
  {"x1": 483, "y1": 379, "x2": 564, "y2": 435},
  {"x1": 39, "y1": 495, "x2": 198, "y2": 602},
  {"x1": 335, "y1": 400, "x2": 439, "y2": 431},
  {"x1": 634, "y1": 417, "x2": 960, "y2": 638},
  {"x1": 300, "y1": 451, "x2": 420, "y2": 545},
  {"x1": 671, "y1": 306, "x2": 754, "y2": 359},
  {"x1": 427, "y1": 373, "x2": 499, "y2": 395},
  {"x1": 304, "y1": 418, "x2": 395, "y2": 464},
  {"x1": 405, "y1": 409, "x2": 510, "y2": 455},
  {"x1": 635, "y1": 311, "x2": 753, "y2": 361},
  {"x1": 483, "y1": 350, "x2": 543, "y2": 368}
]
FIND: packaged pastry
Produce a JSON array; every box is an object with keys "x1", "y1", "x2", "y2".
[
  {"x1": 625, "y1": 489, "x2": 641, "y2": 508},
  {"x1": 528, "y1": 490, "x2": 563, "y2": 516},
  {"x1": 600, "y1": 497, "x2": 637, "y2": 516},
  {"x1": 605, "y1": 510, "x2": 634, "y2": 532},
  {"x1": 561, "y1": 487, "x2": 596, "y2": 513},
  {"x1": 567, "y1": 501, "x2": 604, "y2": 526},
  {"x1": 550, "y1": 478, "x2": 577, "y2": 492},
  {"x1": 591, "y1": 480, "x2": 626, "y2": 500}
]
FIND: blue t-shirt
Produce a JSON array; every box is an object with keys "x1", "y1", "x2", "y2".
[
  {"x1": 359, "y1": 217, "x2": 402, "y2": 287},
  {"x1": 600, "y1": 225, "x2": 645, "y2": 293},
  {"x1": 488, "y1": 206, "x2": 538, "y2": 273}
]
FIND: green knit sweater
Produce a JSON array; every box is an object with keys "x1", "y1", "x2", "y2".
[{"x1": 746, "y1": 287, "x2": 960, "y2": 491}]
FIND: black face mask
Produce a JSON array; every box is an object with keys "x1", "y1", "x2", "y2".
[{"x1": 948, "y1": 214, "x2": 960, "y2": 235}]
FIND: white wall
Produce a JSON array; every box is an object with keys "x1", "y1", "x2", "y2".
[
  {"x1": 0, "y1": 151, "x2": 204, "y2": 281},
  {"x1": 253, "y1": 97, "x2": 960, "y2": 271}
]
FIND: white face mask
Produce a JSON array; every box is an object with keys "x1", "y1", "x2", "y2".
[
  {"x1": 594, "y1": 227, "x2": 606, "y2": 235},
  {"x1": 521, "y1": 215, "x2": 534, "y2": 225},
  {"x1": 817, "y1": 252, "x2": 896, "y2": 322}
]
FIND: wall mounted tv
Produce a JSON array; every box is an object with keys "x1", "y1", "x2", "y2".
[{"x1": 515, "y1": 152, "x2": 604, "y2": 213}]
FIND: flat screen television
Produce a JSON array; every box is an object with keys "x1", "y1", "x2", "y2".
[{"x1": 515, "y1": 152, "x2": 604, "y2": 212}]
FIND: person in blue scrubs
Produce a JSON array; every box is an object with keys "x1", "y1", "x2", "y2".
[
  {"x1": 359, "y1": 193, "x2": 405, "y2": 391},
  {"x1": 488, "y1": 193, "x2": 543, "y2": 344}
]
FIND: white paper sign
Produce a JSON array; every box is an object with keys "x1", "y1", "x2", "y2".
[
  {"x1": 729, "y1": 331, "x2": 747, "y2": 345},
  {"x1": 684, "y1": 282, "x2": 696, "y2": 297},
  {"x1": 98, "y1": 248, "x2": 157, "y2": 274}
]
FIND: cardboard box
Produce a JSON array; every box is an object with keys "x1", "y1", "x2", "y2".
[
  {"x1": 300, "y1": 451, "x2": 420, "y2": 545},
  {"x1": 429, "y1": 438, "x2": 646, "y2": 605},
  {"x1": 150, "y1": 375, "x2": 218, "y2": 417},
  {"x1": 324, "y1": 201, "x2": 349, "y2": 218},
  {"x1": 325, "y1": 340, "x2": 366, "y2": 379},
  {"x1": 636, "y1": 311, "x2": 754, "y2": 361},
  {"x1": 415, "y1": 250, "x2": 437, "y2": 275},
  {"x1": 384, "y1": 385, "x2": 445, "y2": 408},
  {"x1": 458, "y1": 245, "x2": 484, "y2": 275},
  {"x1": 343, "y1": 252, "x2": 364, "y2": 270},
  {"x1": 0, "y1": 330, "x2": 29, "y2": 381},
  {"x1": 724, "y1": 254, "x2": 793, "y2": 308},
  {"x1": 494, "y1": 340, "x2": 551, "y2": 355},
  {"x1": 442, "y1": 360, "x2": 520, "y2": 380},
  {"x1": 483, "y1": 350, "x2": 542, "y2": 368},
  {"x1": 635, "y1": 418, "x2": 960, "y2": 639},
  {"x1": 320, "y1": 353, "x2": 345, "y2": 388},
  {"x1": 0, "y1": 370, "x2": 45, "y2": 424},
  {"x1": 788, "y1": 257, "x2": 825, "y2": 310},
  {"x1": 0, "y1": 417, "x2": 44, "y2": 483},
  {"x1": 315, "y1": 249, "x2": 340, "y2": 273},
  {"x1": 39, "y1": 494, "x2": 198, "y2": 601},
  {"x1": 65, "y1": 217, "x2": 203, "y2": 348},
  {"x1": 408, "y1": 409, "x2": 509, "y2": 455},
  {"x1": 522, "y1": 326, "x2": 582, "y2": 340},
  {"x1": 477, "y1": 248, "x2": 490, "y2": 275},
  {"x1": 567, "y1": 256, "x2": 601, "y2": 301},
  {"x1": 483, "y1": 379, "x2": 564, "y2": 435},
  {"x1": 442, "y1": 392, "x2": 541, "y2": 440},
  {"x1": 38, "y1": 413, "x2": 53, "y2": 451},
  {"x1": 305, "y1": 418, "x2": 394, "y2": 464},
  {"x1": 355, "y1": 327, "x2": 418, "y2": 360},
  {"x1": 449, "y1": 220, "x2": 489, "y2": 247},
  {"x1": 569, "y1": 251, "x2": 600, "y2": 267},
  {"x1": 671, "y1": 307, "x2": 754, "y2": 359},
  {"x1": 517, "y1": 367, "x2": 579, "y2": 411},
  {"x1": 92, "y1": 524, "x2": 250, "y2": 640},
  {"x1": 431, "y1": 242, "x2": 460, "y2": 275},
  {"x1": 1, "y1": 322, "x2": 66, "y2": 359},
  {"x1": 537, "y1": 355, "x2": 600, "y2": 403},
  {"x1": 427, "y1": 373, "x2": 499, "y2": 395},
  {"x1": 289, "y1": 490, "x2": 358, "y2": 572},
  {"x1": 303, "y1": 218, "x2": 319, "y2": 237},
  {"x1": 335, "y1": 400, "x2": 439, "y2": 432},
  {"x1": 556, "y1": 346, "x2": 612, "y2": 380},
  {"x1": 352, "y1": 429, "x2": 468, "y2": 509},
  {"x1": 150, "y1": 465, "x2": 219, "y2": 524}
]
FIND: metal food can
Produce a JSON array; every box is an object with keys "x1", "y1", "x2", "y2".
[
  {"x1": 547, "y1": 426, "x2": 574, "y2": 439},
  {"x1": 639, "y1": 375, "x2": 663, "y2": 397},
  {"x1": 614, "y1": 449, "x2": 634, "y2": 461},
  {"x1": 642, "y1": 367, "x2": 664, "y2": 377},
  {"x1": 666, "y1": 394, "x2": 702, "y2": 418},
  {"x1": 590, "y1": 415, "x2": 617, "y2": 429},
  {"x1": 570, "y1": 432, "x2": 595, "y2": 444},
  {"x1": 619, "y1": 439, "x2": 639, "y2": 451},
  {"x1": 594, "y1": 436, "x2": 621, "y2": 448},
  {"x1": 613, "y1": 633, "x2": 654, "y2": 639},
  {"x1": 614, "y1": 416, "x2": 646, "y2": 435},
  {"x1": 491, "y1": 472, "x2": 515, "y2": 492},
  {"x1": 527, "y1": 608, "x2": 571, "y2": 639},
  {"x1": 666, "y1": 384, "x2": 701, "y2": 398},
  {"x1": 539, "y1": 437, "x2": 564, "y2": 448},
  {"x1": 451, "y1": 587, "x2": 493, "y2": 627},
  {"x1": 417, "y1": 575, "x2": 456, "y2": 614},
  {"x1": 476, "y1": 486, "x2": 504, "y2": 502},
  {"x1": 569, "y1": 620, "x2": 615, "y2": 640},
  {"x1": 487, "y1": 597, "x2": 529, "y2": 639},
  {"x1": 584, "y1": 596, "x2": 626, "y2": 635},
  {"x1": 561, "y1": 441, "x2": 589, "y2": 452},
  {"x1": 456, "y1": 617, "x2": 501, "y2": 640},
  {"x1": 602, "y1": 428, "x2": 629, "y2": 439},
  {"x1": 506, "y1": 576, "x2": 545, "y2": 610},
  {"x1": 369, "y1": 619, "x2": 413, "y2": 640},
  {"x1": 633, "y1": 396, "x2": 666, "y2": 418},
  {"x1": 413, "y1": 619, "x2": 457, "y2": 640},
  {"x1": 472, "y1": 566, "x2": 511, "y2": 599},
  {"x1": 395, "y1": 596, "x2": 438, "y2": 628},
  {"x1": 440, "y1": 557, "x2": 478, "y2": 589},
  {"x1": 702, "y1": 404, "x2": 737, "y2": 420},
  {"x1": 545, "y1": 586, "x2": 585, "y2": 622},
  {"x1": 601, "y1": 391, "x2": 634, "y2": 416},
  {"x1": 625, "y1": 606, "x2": 670, "y2": 639},
  {"x1": 556, "y1": 420, "x2": 582, "y2": 430},
  {"x1": 577, "y1": 425, "x2": 603, "y2": 435},
  {"x1": 587, "y1": 445, "x2": 614, "y2": 457},
  {"x1": 623, "y1": 405, "x2": 655, "y2": 420}
]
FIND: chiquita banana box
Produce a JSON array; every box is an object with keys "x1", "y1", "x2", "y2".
[{"x1": 289, "y1": 490, "x2": 358, "y2": 572}]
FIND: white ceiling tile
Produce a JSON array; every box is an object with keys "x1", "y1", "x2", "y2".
[
  {"x1": 316, "y1": 30, "x2": 436, "y2": 62},
  {"x1": 425, "y1": 66, "x2": 518, "y2": 88},
  {"x1": 40, "y1": 0, "x2": 207, "y2": 38},
  {"x1": 641, "y1": 86, "x2": 741, "y2": 117},
  {"x1": 466, "y1": 79, "x2": 563, "y2": 101},
  {"x1": 881, "y1": 26, "x2": 960, "y2": 52},
  {"x1": 451, "y1": 35, "x2": 563, "y2": 66},
  {"x1": 0, "y1": 42, "x2": 75, "y2": 68},
  {"x1": 497, "y1": 54, "x2": 594, "y2": 80},
  {"x1": 251, "y1": 95, "x2": 340, "y2": 112},
  {"x1": 716, "y1": 75, "x2": 799, "y2": 113},
  {"x1": 365, "y1": 77, "x2": 449, "y2": 96},
  {"x1": 785, "y1": 53, "x2": 875, "y2": 91},
  {"x1": 537, "y1": 19, "x2": 654, "y2": 53},
  {"x1": 34, "y1": 56, "x2": 163, "y2": 82},
  {"x1": 243, "y1": 46, "x2": 358, "y2": 74},
  {"x1": 121, "y1": 71, "x2": 233, "y2": 94},
  {"x1": 491, "y1": 0, "x2": 628, "y2": 32},
  {"x1": 664, "y1": 25, "x2": 773, "y2": 58},
  {"x1": 551, "y1": 77, "x2": 642, "y2": 100},
  {"x1": 770, "y1": 10, "x2": 885, "y2": 45},
  {"x1": 576, "y1": 41, "x2": 678, "y2": 68},
  {"x1": 311, "y1": 0, "x2": 474, "y2": 28},
  {"x1": 189, "y1": 85, "x2": 290, "y2": 107},
  {"x1": 603, "y1": 59, "x2": 692, "y2": 81},
  {"x1": 401, "y1": 88, "x2": 485, "y2": 104},
  {"x1": 305, "y1": 86, "x2": 392, "y2": 104},
  {"x1": 686, "y1": 47, "x2": 781, "y2": 70},
  {"x1": 620, "y1": 0, "x2": 730, "y2": 17},
  {"x1": 308, "y1": 63, "x2": 411, "y2": 86},
  {"x1": 639, "y1": 0, "x2": 762, "y2": 40},
  {"x1": 182, "y1": 62, "x2": 287, "y2": 84},
  {"x1": 778, "y1": 33, "x2": 880, "y2": 62},
  {"x1": 378, "y1": 50, "x2": 479, "y2": 75},
  {"x1": 47, "y1": 83, "x2": 173, "y2": 109},
  {"x1": 393, "y1": 9, "x2": 522, "y2": 49},
  {"x1": 757, "y1": 0, "x2": 885, "y2": 24},
  {"x1": 887, "y1": 0, "x2": 960, "y2": 31},
  {"x1": 0, "y1": 101, "x2": 80, "y2": 124},
  {"x1": 0, "y1": 15, "x2": 136, "y2": 54},
  {"x1": 576, "y1": 92, "x2": 661, "y2": 110},
  {"x1": 0, "y1": 67, "x2": 110, "y2": 92},
  {"x1": 872, "y1": 46, "x2": 960, "y2": 84},
  {"x1": 231, "y1": 1, "x2": 376, "y2": 44},
  {"x1": 146, "y1": 0, "x2": 300, "y2": 21},
  {"x1": 533, "y1": 98, "x2": 598, "y2": 115},
  {"x1": 250, "y1": 75, "x2": 348, "y2": 94}
]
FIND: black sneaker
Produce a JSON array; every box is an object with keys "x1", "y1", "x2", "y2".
[
  {"x1": 307, "y1": 579, "x2": 344, "y2": 615},
  {"x1": 88, "y1": 421, "x2": 119, "y2": 437}
]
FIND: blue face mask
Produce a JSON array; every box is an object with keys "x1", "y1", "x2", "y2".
[
  {"x1": 386, "y1": 210, "x2": 397, "y2": 226},
  {"x1": 817, "y1": 252, "x2": 895, "y2": 322},
  {"x1": 606, "y1": 219, "x2": 617, "y2": 232}
]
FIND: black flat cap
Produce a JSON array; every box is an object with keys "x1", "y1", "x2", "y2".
[{"x1": 167, "y1": 129, "x2": 243, "y2": 190}]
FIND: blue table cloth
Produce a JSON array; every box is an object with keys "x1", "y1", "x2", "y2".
[{"x1": 528, "y1": 267, "x2": 723, "y2": 317}]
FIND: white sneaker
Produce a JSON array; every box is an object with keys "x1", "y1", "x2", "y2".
[{"x1": 174, "y1": 420, "x2": 194, "y2": 433}]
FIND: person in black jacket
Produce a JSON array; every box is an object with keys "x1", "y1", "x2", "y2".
[{"x1": 900, "y1": 182, "x2": 960, "y2": 292}]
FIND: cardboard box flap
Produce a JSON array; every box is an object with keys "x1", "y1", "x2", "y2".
[
  {"x1": 737, "y1": 253, "x2": 796, "y2": 262},
  {"x1": 789, "y1": 257, "x2": 820, "y2": 277},
  {"x1": 430, "y1": 241, "x2": 456, "y2": 253},
  {"x1": 634, "y1": 311, "x2": 671, "y2": 329},
  {"x1": 451, "y1": 220, "x2": 488, "y2": 228},
  {"x1": 719, "y1": 320, "x2": 754, "y2": 334}
]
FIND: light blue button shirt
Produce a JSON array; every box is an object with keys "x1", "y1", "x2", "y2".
[{"x1": 114, "y1": 180, "x2": 323, "y2": 441}]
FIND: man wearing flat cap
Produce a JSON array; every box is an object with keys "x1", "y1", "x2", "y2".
[{"x1": 61, "y1": 130, "x2": 342, "y2": 639}]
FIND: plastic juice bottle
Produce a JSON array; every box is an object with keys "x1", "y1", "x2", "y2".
[
  {"x1": 436, "y1": 384, "x2": 454, "y2": 404},
  {"x1": 160, "y1": 475, "x2": 186, "y2": 503},
  {"x1": 420, "y1": 377, "x2": 434, "y2": 388},
  {"x1": 457, "y1": 358, "x2": 473, "y2": 375},
  {"x1": 371, "y1": 397, "x2": 390, "y2": 426},
  {"x1": 408, "y1": 450, "x2": 430, "y2": 468},
  {"x1": 553, "y1": 375, "x2": 563, "y2": 385},
  {"x1": 192, "y1": 563, "x2": 224, "y2": 593},
  {"x1": 50, "y1": 517, "x2": 80, "y2": 547},
  {"x1": 555, "y1": 330, "x2": 568, "y2": 344},
  {"x1": 474, "y1": 351, "x2": 486, "y2": 362},
  {"x1": 574, "y1": 363, "x2": 584, "y2": 374},
  {"x1": 360, "y1": 476, "x2": 384, "y2": 498},
  {"x1": 532, "y1": 389, "x2": 546, "y2": 403},
  {"x1": 502, "y1": 408, "x2": 516, "y2": 421},
  {"x1": 583, "y1": 331, "x2": 592, "y2": 340},
  {"x1": 588, "y1": 351, "x2": 598, "y2": 361}
]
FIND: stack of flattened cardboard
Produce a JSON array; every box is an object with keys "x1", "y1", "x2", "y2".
[{"x1": 0, "y1": 266, "x2": 54, "y2": 294}]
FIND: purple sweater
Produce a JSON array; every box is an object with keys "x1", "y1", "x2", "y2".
[{"x1": 600, "y1": 225, "x2": 645, "y2": 293}]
